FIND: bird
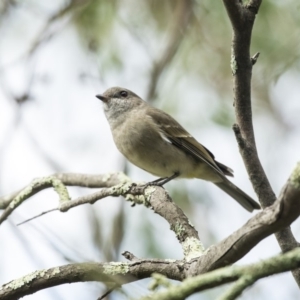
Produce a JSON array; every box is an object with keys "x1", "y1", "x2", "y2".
[{"x1": 96, "y1": 87, "x2": 260, "y2": 212}]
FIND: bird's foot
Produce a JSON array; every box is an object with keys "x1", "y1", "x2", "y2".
[{"x1": 143, "y1": 172, "x2": 179, "y2": 188}]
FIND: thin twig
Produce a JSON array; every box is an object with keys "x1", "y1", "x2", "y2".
[
  {"x1": 97, "y1": 286, "x2": 117, "y2": 300},
  {"x1": 0, "y1": 176, "x2": 69, "y2": 225},
  {"x1": 122, "y1": 251, "x2": 139, "y2": 261},
  {"x1": 17, "y1": 208, "x2": 58, "y2": 226},
  {"x1": 0, "y1": 172, "x2": 130, "y2": 209},
  {"x1": 251, "y1": 52, "x2": 260, "y2": 65}
]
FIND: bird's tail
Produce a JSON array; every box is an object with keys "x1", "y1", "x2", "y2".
[{"x1": 214, "y1": 179, "x2": 260, "y2": 212}]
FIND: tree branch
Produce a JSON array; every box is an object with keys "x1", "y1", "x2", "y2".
[
  {"x1": 0, "y1": 259, "x2": 183, "y2": 300},
  {"x1": 0, "y1": 176, "x2": 70, "y2": 224},
  {"x1": 222, "y1": 0, "x2": 300, "y2": 286},
  {"x1": 0, "y1": 172, "x2": 130, "y2": 209},
  {"x1": 143, "y1": 248, "x2": 300, "y2": 300},
  {"x1": 1, "y1": 163, "x2": 300, "y2": 299},
  {"x1": 189, "y1": 162, "x2": 300, "y2": 274},
  {"x1": 0, "y1": 173, "x2": 202, "y2": 260}
]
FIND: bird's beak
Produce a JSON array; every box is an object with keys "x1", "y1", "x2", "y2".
[{"x1": 96, "y1": 94, "x2": 109, "y2": 102}]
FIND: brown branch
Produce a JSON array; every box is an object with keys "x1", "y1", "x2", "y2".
[
  {"x1": 1, "y1": 163, "x2": 300, "y2": 299},
  {"x1": 0, "y1": 172, "x2": 129, "y2": 209},
  {"x1": 59, "y1": 184, "x2": 203, "y2": 260},
  {"x1": 146, "y1": 0, "x2": 193, "y2": 102},
  {"x1": 143, "y1": 248, "x2": 300, "y2": 300},
  {"x1": 122, "y1": 251, "x2": 139, "y2": 262},
  {"x1": 0, "y1": 173, "x2": 202, "y2": 259},
  {"x1": 191, "y1": 163, "x2": 300, "y2": 273},
  {"x1": 0, "y1": 176, "x2": 70, "y2": 224},
  {"x1": 222, "y1": 0, "x2": 300, "y2": 286},
  {"x1": 0, "y1": 259, "x2": 183, "y2": 300}
]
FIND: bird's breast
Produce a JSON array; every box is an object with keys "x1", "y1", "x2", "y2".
[{"x1": 109, "y1": 113, "x2": 222, "y2": 182}]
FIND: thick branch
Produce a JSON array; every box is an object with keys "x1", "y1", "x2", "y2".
[
  {"x1": 1, "y1": 164, "x2": 300, "y2": 299},
  {"x1": 0, "y1": 174, "x2": 202, "y2": 260},
  {"x1": 59, "y1": 183, "x2": 203, "y2": 259},
  {"x1": 223, "y1": 0, "x2": 300, "y2": 286},
  {"x1": 143, "y1": 248, "x2": 300, "y2": 300},
  {"x1": 0, "y1": 259, "x2": 183, "y2": 300},
  {"x1": 189, "y1": 162, "x2": 300, "y2": 274}
]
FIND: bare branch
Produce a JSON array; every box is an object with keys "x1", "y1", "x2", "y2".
[
  {"x1": 17, "y1": 208, "x2": 58, "y2": 226},
  {"x1": 247, "y1": 0, "x2": 263, "y2": 13},
  {"x1": 218, "y1": 277, "x2": 255, "y2": 300},
  {"x1": 0, "y1": 173, "x2": 202, "y2": 260},
  {"x1": 0, "y1": 259, "x2": 183, "y2": 300},
  {"x1": 251, "y1": 52, "x2": 260, "y2": 65},
  {"x1": 188, "y1": 162, "x2": 300, "y2": 274},
  {"x1": 3, "y1": 247, "x2": 300, "y2": 300},
  {"x1": 1, "y1": 163, "x2": 300, "y2": 299},
  {"x1": 0, "y1": 172, "x2": 130, "y2": 209},
  {"x1": 0, "y1": 176, "x2": 70, "y2": 225},
  {"x1": 222, "y1": 0, "x2": 243, "y2": 29},
  {"x1": 223, "y1": 0, "x2": 300, "y2": 286},
  {"x1": 143, "y1": 248, "x2": 300, "y2": 300},
  {"x1": 122, "y1": 251, "x2": 139, "y2": 262},
  {"x1": 97, "y1": 287, "x2": 117, "y2": 300},
  {"x1": 61, "y1": 183, "x2": 203, "y2": 260}
]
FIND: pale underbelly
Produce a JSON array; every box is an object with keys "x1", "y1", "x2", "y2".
[
  {"x1": 111, "y1": 118, "x2": 221, "y2": 182},
  {"x1": 120, "y1": 139, "x2": 221, "y2": 182}
]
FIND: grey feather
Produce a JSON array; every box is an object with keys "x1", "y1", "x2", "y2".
[{"x1": 214, "y1": 179, "x2": 260, "y2": 212}]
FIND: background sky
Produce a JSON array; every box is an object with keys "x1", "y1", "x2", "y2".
[{"x1": 0, "y1": 1, "x2": 300, "y2": 299}]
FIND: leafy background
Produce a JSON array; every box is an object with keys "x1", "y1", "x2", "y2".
[{"x1": 0, "y1": 0, "x2": 300, "y2": 299}]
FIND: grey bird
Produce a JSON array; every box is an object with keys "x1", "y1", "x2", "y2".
[{"x1": 96, "y1": 87, "x2": 260, "y2": 212}]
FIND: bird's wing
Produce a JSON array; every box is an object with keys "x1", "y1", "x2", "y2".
[{"x1": 148, "y1": 108, "x2": 227, "y2": 176}]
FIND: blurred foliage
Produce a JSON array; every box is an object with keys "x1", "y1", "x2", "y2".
[
  {"x1": 254, "y1": 0, "x2": 300, "y2": 80},
  {"x1": 74, "y1": 0, "x2": 299, "y2": 125},
  {"x1": 169, "y1": 182, "x2": 193, "y2": 215},
  {"x1": 0, "y1": 1, "x2": 299, "y2": 298},
  {"x1": 2, "y1": 0, "x2": 299, "y2": 103},
  {"x1": 0, "y1": 0, "x2": 16, "y2": 17},
  {"x1": 1, "y1": 0, "x2": 299, "y2": 253},
  {"x1": 140, "y1": 217, "x2": 166, "y2": 259},
  {"x1": 146, "y1": 0, "x2": 176, "y2": 29},
  {"x1": 74, "y1": 0, "x2": 119, "y2": 51}
]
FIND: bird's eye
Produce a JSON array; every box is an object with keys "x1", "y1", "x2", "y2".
[{"x1": 120, "y1": 91, "x2": 128, "y2": 98}]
